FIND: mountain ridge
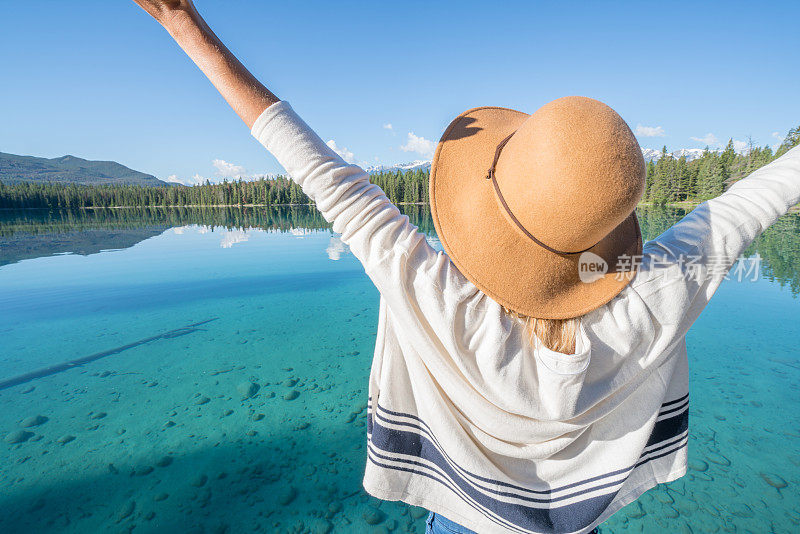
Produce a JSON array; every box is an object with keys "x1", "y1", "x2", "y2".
[
  {"x1": 0, "y1": 146, "x2": 726, "y2": 187},
  {"x1": 0, "y1": 152, "x2": 168, "y2": 186}
]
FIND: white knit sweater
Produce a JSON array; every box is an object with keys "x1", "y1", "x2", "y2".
[{"x1": 251, "y1": 101, "x2": 800, "y2": 534}]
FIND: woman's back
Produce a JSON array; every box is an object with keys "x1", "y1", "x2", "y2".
[{"x1": 251, "y1": 100, "x2": 800, "y2": 533}]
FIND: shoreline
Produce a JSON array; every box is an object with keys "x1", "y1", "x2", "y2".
[{"x1": 1, "y1": 202, "x2": 798, "y2": 212}]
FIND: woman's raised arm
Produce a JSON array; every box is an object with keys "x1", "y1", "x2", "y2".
[{"x1": 131, "y1": 0, "x2": 278, "y2": 128}]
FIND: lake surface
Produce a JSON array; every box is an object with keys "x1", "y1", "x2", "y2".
[{"x1": 1, "y1": 206, "x2": 799, "y2": 534}]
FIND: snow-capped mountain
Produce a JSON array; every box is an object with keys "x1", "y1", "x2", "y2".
[
  {"x1": 365, "y1": 160, "x2": 431, "y2": 174},
  {"x1": 367, "y1": 147, "x2": 715, "y2": 174},
  {"x1": 640, "y1": 147, "x2": 716, "y2": 162}
]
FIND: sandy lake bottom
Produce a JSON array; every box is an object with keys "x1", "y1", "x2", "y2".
[{"x1": 1, "y1": 207, "x2": 798, "y2": 533}]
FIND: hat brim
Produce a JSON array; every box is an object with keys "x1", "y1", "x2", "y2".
[{"x1": 429, "y1": 106, "x2": 643, "y2": 320}]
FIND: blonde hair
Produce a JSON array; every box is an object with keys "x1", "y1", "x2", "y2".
[{"x1": 503, "y1": 307, "x2": 580, "y2": 354}]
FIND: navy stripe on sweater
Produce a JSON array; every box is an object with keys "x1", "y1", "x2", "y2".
[{"x1": 366, "y1": 395, "x2": 688, "y2": 533}]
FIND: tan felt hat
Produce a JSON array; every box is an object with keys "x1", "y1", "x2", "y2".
[{"x1": 429, "y1": 96, "x2": 645, "y2": 319}]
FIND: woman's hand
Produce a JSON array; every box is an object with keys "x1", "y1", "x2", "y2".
[
  {"x1": 128, "y1": 0, "x2": 278, "y2": 128},
  {"x1": 130, "y1": 0, "x2": 199, "y2": 29}
]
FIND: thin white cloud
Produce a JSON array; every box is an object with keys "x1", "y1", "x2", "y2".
[
  {"x1": 383, "y1": 123, "x2": 393, "y2": 130},
  {"x1": 220, "y1": 229, "x2": 250, "y2": 249},
  {"x1": 166, "y1": 173, "x2": 206, "y2": 186},
  {"x1": 169, "y1": 173, "x2": 210, "y2": 186},
  {"x1": 290, "y1": 228, "x2": 311, "y2": 238},
  {"x1": 168, "y1": 159, "x2": 277, "y2": 186},
  {"x1": 172, "y1": 225, "x2": 192, "y2": 235},
  {"x1": 771, "y1": 131, "x2": 784, "y2": 151},
  {"x1": 213, "y1": 159, "x2": 247, "y2": 179},
  {"x1": 326, "y1": 139, "x2": 356, "y2": 164},
  {"x1": 635, "y1": 124, "x2": 665, "y2": 137},
  {"x1": 326, "y1": 236, "x2": 348, "y2": 261},
  {"x1": 400, "y1": 132, "x2": 436, "y2": 158},
  {"x1": 690, "y1": 133, "x2": 719, "y2": 147},
  {"x1": 732, "y1": 139, "x2": 748, "y2": 154},
  {"x1": 425, "y1": 235, "x2": 443, "y2": 251}
]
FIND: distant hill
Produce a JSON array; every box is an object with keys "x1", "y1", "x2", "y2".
[{"x1": 0, "y1": 152, "x2": 168, "y2": 186}]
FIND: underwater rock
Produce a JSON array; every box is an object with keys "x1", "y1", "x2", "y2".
[
  {"x1": 409, "y1": 507, "x2": 428, "y2": 520},
  {"x1": 278, "y1": 486, "x2": 297, "y2": 505},
  {"x1": 693, "y1": 471, "x2": 714, "y2": 482},
  {"x1": 308, "y1": 518, "x2": 332, "y2": 534},
  {"x1": 663, "y1": 506, "x2": 679, "y2": 519},
  {"x1": 705, "y1": 452, "x2": 731, "y2": 466},
  {"x1": 363, "y1": 507, "x2": 386, "y2": 525},
  {"x1": 327, "y1": 501, "x2": 342, "y2": 516},
  {"x1": 156, "y1": 456, "x2": 173, "y2": 468},
  {"x1": 116, "y1": 500, "x2": 136, "y2": 522},
  {"x1": 134, "y1": 465, "x2": 154, "y2": 476},
  {"x1": 108, "y1": 463, "x2": 119, "y2": 475},
  {"x1": 4, "y1": 430, "x2": 34, "y2": 444},
  {"x1": 654, "y1": 491, "x2": 674, "y2": 504},
  {"x1": 28, "y1": 498, "x2": 46, "y2": 513},
  {"x1": 729, "y1": 503, "x2": 754, "y2": 518},
  {"x1": 237, "y1": 381, "x2": 260, "y2": 399},
  {"x1": 20, "y1": 415, "x2": 49, "y2": 428},
  {"x1": 252, "y1": 413, "x2": 265, "y2": 421},
  {"x1": 57, "y1": 435, "x2": 76, "y2": 445},
  {"x1": 154, "y1": 493, "x2": 169, "y2": 502},
  {"x1": 760, "y1": 472, "x2": 788, "y2": 489},
  {"x1": 688, "y1": 459, "x2": 709, "y2": 472},
  {"x1": 21, "y1": 385, "x2": 35, "y2": 394},
  {"x1": 284, "y1": 378, "x2": 298, "y2": 387},
  {"x1": 624, "y1": 502, "x2": 646, "y2": 519},
  {"x1": 192, "y1": 474, "x2": 208, "y2": 487},
  {"x1": 195, "y1": 396, "x2": 211, "y2": 405},
  {"x1": 283, "y1": 390, "x2": 300, "y2": 401},
  {"x1": 675, "y1": 498, "x2": 699, "y2": 515},
  {"x1": 197, "y1": 488, "x2": 212, "y2": 508},
  {"x1": 90, "y1": 412, "x2": 107, "y2": 420},
  {"x1": 223, "y1": 409, "x2": 234, "y2": 417}
]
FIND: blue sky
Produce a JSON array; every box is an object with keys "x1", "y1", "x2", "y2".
[{"x1": 1, "y1": 0, "x2": 798, "y2": 184}]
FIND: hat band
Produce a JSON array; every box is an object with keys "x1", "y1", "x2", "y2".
[{"x1": 486, "y1": 132, "x2": 597, "y2": 256}]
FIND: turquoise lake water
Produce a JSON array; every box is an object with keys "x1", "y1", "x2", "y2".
[{"x1": 0, "y1": 206, "x2": 798, "y2": 534}]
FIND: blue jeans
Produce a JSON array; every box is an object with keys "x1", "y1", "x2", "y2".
[
  {"x1": 425, "y1": 512, "x2": 476, "y2": 534},
  {"x1": 424, "y1": 511, "x2": 601, "y2": 533}
]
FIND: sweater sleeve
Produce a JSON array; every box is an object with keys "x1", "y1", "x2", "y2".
[
  {"x1": 631, "y1": 144, "x2": 800, "y2": 347},
  {"x1": 250, "y1": 101, "x2": 445, "y2": 302}
]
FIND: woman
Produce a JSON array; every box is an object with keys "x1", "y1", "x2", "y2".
[{"x1": 131, "y1": 2, "x2": 800, "y2": 533}]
